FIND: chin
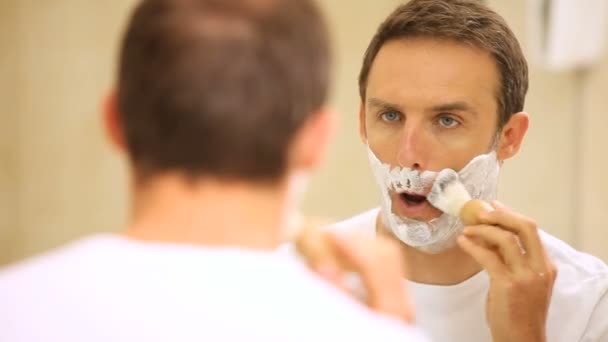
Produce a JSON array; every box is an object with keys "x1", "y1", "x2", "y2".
[
  {"x1": 382, "y1": 211, "x2": 464, "y2": 255},
  {"x1": 411, "y1": 237, "x2": 460, "y2": 255}
]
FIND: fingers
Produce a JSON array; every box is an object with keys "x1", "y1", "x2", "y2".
[
  {"x1": 490, "y1": 200, "x2": 507, "y2": 210},
  {"x1": 294, "y1": 224, "x2": 331, "y2": 268},
  {"x1": 463, "y1": 224, "x2": 527, "y2": 272},
  {"x1": 483, "y1": 202, "x2": 558, "y2": 284},
  {"x1": 457, "y1": 235, "x2": 508, "y2": 277},
  {"x1": 479, "y1": 202, "x2": 546, "y2": 272},
  {"x1": 328, "y1": 232, "x2": 414, "y2": 324},
  {"x1": 297, "y1": 225, "x2": 415, "y2": 324}
]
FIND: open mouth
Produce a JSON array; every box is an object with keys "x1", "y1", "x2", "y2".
[
  {"x1": 399, "y1": 192, "x2": 428, "y2": 206},
  {"x1": 392, "y1": 189, "x2": 443, "y2": 221}
]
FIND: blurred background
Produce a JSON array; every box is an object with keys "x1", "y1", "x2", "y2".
[{"x1": 1, "y1": 0, "x2": 607, "y2": 265}]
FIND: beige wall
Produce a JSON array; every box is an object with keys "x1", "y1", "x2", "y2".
[
  {"x1": 0, "y1": 1, "x2": 20, "y2": 264},
  {"x1": 1, "y1": 0, "x2": 606, "y2": 264},
  {"x1": 581, "y1": 56, "x2": 608, "y2": 261},
  {"x1": 0, "y1": 1, "x2": 136, "y2": 264}
]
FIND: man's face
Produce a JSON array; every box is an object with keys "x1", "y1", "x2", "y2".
[{"x1": 362, "y1": 37, "x2": 500, "y2": 222}]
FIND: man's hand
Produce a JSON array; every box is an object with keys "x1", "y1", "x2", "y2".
[
  {"x1": 457, "y1": 201, "x2": 557, "y2": 342},
  {"x1": 295, "y1": 224, "x2": 414, "y2": 324}
]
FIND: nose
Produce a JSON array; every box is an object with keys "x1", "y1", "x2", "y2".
[{"x1": 396, "y1": 120, "x2": 429, "y2": 170}]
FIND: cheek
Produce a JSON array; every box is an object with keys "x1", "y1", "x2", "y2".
[
  {"x1": 425, "y1": 124, "x2": 495, "y2": 170},
  {"x1": 434, "y1": 132, "x2": 476, "y2": 150},
  {"x1": 446, "y1": 150, "x2": 481, "y2": 171},
  {"x1": 435, "y1": 135, "x2": 494, "y2": 171},
  {"x1": 365, "y1": 123, "x2": 401, "y2": 163},
  {"x1": 364, "y1": 117, "x2": 495, "y2": 171}
]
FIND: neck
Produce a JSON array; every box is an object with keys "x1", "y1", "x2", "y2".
[
  {"x1": 125, "y1": 172, "x2": 288, "y2": 250},
  {"x1": 376, "y1": 212, "x2": 482, "y2": 285}
]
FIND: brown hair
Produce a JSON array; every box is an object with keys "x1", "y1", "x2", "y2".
[
  {"x1": 358, "y1": 0, "x2": 528, "y2": 128},
  {"x1": 117, "y1": 0, "x2": 330, "y2": 182}
]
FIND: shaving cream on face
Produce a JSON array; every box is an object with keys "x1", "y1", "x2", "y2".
[{"x1": 367, "y1": 146, "x2": 501, "y2": 254}]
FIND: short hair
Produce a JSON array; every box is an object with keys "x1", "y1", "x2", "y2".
[
  {"x1": 117, "y1": 0, "x2": 330, "y2": 182},
  {"x1": 359, "y1": 0, "x2": 528, "y2": 129}
]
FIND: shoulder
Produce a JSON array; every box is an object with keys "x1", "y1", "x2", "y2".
[
  {"x1": 325, "y1": 207, "x2": 380, "y2": 236},
  {"x1": 0, "y1": 235, "x2": 113, "y2": 339},
  {"x1": 285, "y1": 265, "x2": 429, "y2": 341},
  {"x1": 540, "y1": 230, "x2": 608, "y2": 340},
  {"x1": 0, "y1": 234, "x2": 117, "y2": 293},
  {"x1": 540, "y1": 230, "x2": 608, "y2": 282}
]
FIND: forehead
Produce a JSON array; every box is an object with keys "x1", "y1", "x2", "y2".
[{"x1": 366, "y1": 37, "x2": 500, "y2": 111}]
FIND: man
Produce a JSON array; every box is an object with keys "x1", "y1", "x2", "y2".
[
  {"x1": 284, "y1": 0, "x2": 608, "y2": 341},
  {"x1": 0, "y1": 0, "x2": 429, "y2": 341}
]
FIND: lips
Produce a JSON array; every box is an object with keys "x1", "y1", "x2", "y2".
[
  {"x1": 400, "y1": 192, "x2": 427, "y2": 205},
  {"x1": 392, "y1": 190, "x2": 443, "y2": 221}
]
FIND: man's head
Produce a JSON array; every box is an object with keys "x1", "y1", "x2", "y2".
[
  {"x1": 358, "y1": 0, "x2": 530, "y2": 251},
  {"x1": 360, "y1": 0, "x2": 528, "y2": 131},
  {"x1": 104, "y1": 0, "x2": 332, "y2": 186}
]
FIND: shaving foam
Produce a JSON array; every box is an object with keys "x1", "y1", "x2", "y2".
[{"x1": 367, "y1": 146, "x2": 500, "y2": 254}]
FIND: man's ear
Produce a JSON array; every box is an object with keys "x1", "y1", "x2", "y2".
[
  {"x1": 359, "y1": 102, "x2": 367, "y2": 143},
  {"x1": 496, "y1": 112, "x2": 529, "y2": 161},
  {"x1": 288, "y1": 108, "x2": 336, "y2": 171},
  {"x1": 102, "y1": 90, "x2": 127, "y2": 153}
]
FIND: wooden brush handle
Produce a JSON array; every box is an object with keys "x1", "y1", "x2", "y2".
[{"x1": 460, "y1": 199, "x2": 494, "y2": 225}]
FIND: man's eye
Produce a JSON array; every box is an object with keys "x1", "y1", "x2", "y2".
[
  {"x1": 438, "y1": 116, "x2": 459, "y2": 128},
  {"x1": 381, "y1": 111, "x2": 401, "y2": 122}
]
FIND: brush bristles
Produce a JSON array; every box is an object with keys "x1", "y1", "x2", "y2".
[{"x1": 427, "y1": 169, "x2": 472, "y2": 216}]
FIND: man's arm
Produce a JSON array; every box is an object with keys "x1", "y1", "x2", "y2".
[{"x1": 457, "y1": 201, "x2": 557, "y2": 342}]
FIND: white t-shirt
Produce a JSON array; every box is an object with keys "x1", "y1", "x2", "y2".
[
  {"x1": 0, "y1": 234, "x2": 429, "y2": 342},
  {"x1": 280, "y1": 208, "x2": 608, "y2": 342}
]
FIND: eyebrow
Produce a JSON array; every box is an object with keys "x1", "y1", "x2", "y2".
[
  {"x1": 430, "y1": 101, "x2": 478, "y2": 117},
  {"x1": 368, "y1": 97, "x2": 478, "y2": 117},
  {"x1": 367, "y1": 98, "x2": 402, "y2": 111}
]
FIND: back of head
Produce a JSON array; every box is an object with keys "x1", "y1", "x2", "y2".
[
  {"x1": 359, "y1": 0, "x2": 528, "y2": 129},
  {"x1": 118, "y1": 0, "x2": 330, "y2": 183}
]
